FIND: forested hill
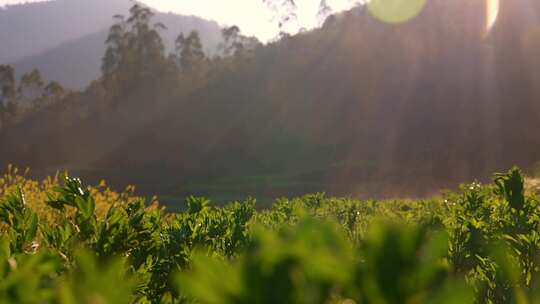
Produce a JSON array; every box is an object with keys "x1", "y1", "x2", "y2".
[
  {"x1": 1, "y1": 0, "x2": 540, "y2": 202},
  {"x1": 1, "y1": 0, "x2": 222, "y2": 89}
]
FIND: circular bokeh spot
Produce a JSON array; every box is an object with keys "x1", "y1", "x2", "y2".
[{"x1": 368, "y1": 0, "x2": 427, "y2": 24}]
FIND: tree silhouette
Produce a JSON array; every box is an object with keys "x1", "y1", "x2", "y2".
[
  {"x1": 0, "y1": 65, "x2": 16, "y2": 105},
  {"x1": 42, "y1": 81, "x2": 66, "y2": 106},
  {"x1": 102, "y1": 4, "x2": 167, "y2": 102},
  {"x1": 175, "y1": 31, "x2": 206, "y2": 72},
  {"x1": 0, "y1": 65, "x2": 16, "y2": 130},
  {"x1": 263, "y1": 0, "x2": 298, "y2": 32},
  {"x1": 317, "y1": 0, "x2": 333, "y2": 25},
  {"x1": 219, "y1": 26, "x2": 261, "y2": 58},
  {"x1": 220, "y1": 26, "x2": 242, "y2": 56},
  {"x1": 18, "y1": 68, "x2": 44, "y2": 107}
]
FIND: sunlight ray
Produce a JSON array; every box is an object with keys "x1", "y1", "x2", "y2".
[{"x1": 486, "y1": 0, "x2": 500, "y2": 32}]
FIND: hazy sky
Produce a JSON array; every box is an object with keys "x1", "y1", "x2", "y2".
[{"x1": 0, "y1": 0, "x2": 357, "y2": 41}]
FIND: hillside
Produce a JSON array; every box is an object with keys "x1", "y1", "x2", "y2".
[
  {"x1": 1, "y1": 0, "x2": 223, "y2": 89},
  {"x1": 0, "y1": 0, "x2": 130, "y2": 64},
  {"x1": 2, "y1": 0, "x2": 540, "y2": 202},
  {"x1": 96, "y1": 0, "x2": 540, "y2": 198}
]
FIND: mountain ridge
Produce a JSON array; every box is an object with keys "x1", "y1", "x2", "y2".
[{"x1": 2, "y1": 0, "x2": 223, "y2": 89}]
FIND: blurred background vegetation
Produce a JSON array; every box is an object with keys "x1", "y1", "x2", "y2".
[{"x1": 2, "y1": 0, "x2": 540, "y2": 205}]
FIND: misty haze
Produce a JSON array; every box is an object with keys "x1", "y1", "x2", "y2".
[{"x1": 1, "y1": 0, "x2": 540, "y2": 303}]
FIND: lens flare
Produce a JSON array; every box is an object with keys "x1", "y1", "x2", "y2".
[
  {"x1": 485, "y1": 0, "x2": 500, "y2": 32},
  {"x1": 368, "y1": 0, "x2": 427, "y2": 24}
]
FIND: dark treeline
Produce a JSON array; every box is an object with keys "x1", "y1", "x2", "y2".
[
  {"x1": 1, "y1": 0, "x2": 540, "y2": 200},
  {"x1": 0, "y1": 65, "x2": 67, "y2": 130}
]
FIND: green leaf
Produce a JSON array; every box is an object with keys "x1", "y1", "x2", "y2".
[
  {"x1": 75, "y1": 196, "x2": 95, "y2": 221},
  {"x1": 23, "y1": 211, "x2": 38, "y2": 243},
  {"x1": 0, "y1": 236, "x2": 10, "y2": 259}
]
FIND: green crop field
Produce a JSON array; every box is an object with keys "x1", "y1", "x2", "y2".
[{"x1": 1, "y1": 166, "x2": 540, "y2": 303}]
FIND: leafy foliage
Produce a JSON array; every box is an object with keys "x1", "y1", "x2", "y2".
[
  {"x1": 1, "y1": 166, "x2": 540, "y2": 303},
  {"x1": 174, "y1": 31, "x2": 206, "y2": 72}
]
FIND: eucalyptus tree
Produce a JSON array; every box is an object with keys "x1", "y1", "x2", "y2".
[
  {"x1": 0, "y1": 65, "x2": 16, "y2": 130},
  {"x1": 175, "y1": 31, "x2": 206, "y2": 72},
  {"x1": 219, "y1": 26, "x2": 261, "y2": 59},
  {"x1": 102, "y1": 4, "x2": 168, "y2": 101},
  {"x1": 317, "y1": 0, "x2": 333, "y2": 24},
  {"x1": 0, "y1": 65, "x2": 16, "y2": 105},
  {"x1": 263, "y1": 0, "x2": 353, "y2": 32},
  {"x1": 263, "y1": 0, "x2": 298, "y2": 32},
  {"x1": 18, "y1": 68, "x2": 45, "y2": 108},
  {"x1": 42, "y1": 81, "x2": 66, "y2": 106}
]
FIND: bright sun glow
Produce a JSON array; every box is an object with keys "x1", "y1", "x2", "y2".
[
  {"x1": 486, "y1": 0, "x2": 500, "y2": 32},
  {"x1": 1, "y1": 0, "x2": 502, "y2": 40},
  {"x1": 0, "y1": 0, "x2": 358, "y2": 42}
]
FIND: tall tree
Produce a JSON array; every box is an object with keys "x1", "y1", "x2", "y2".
[
  {"x1": 219, "y1": 26, "x2": 261, "y2": 58},
  {"x1": 317, "y1": 0, "x2": 333, "y2": 24},
  {"x1": 18, "y1": 68, "x2": 45, "y2": 107},
  {"x1": 102, "y1": 14, "x2": 128, "y2": 77},
  {"x1": 263, "y1": 0, "x2": 360, "y2": 36},
  {"x1": 0, "y1": 65, "x2": 16, "y2": 130},
  {"x1": 125, "y1": 4, "x2": 167, "y2": 75},
  {"x1": 101, "y1": 4, "x2": 167, "y2": 100},
  {"x1": 0, "y1": 65, "x2": 16, "y2": 105},
  {"x1": 175, "y1": 31, "x2": 206, "y2": 72},
  {"x1": 263, "y1": 0, "x2": 298, "y2": 32},
  {"x1": 42, "y1": 81, "x2": 66, "y2": 106},
  {"x1": 220, "y1": 26, "x2": 243, "y2": 57}
]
